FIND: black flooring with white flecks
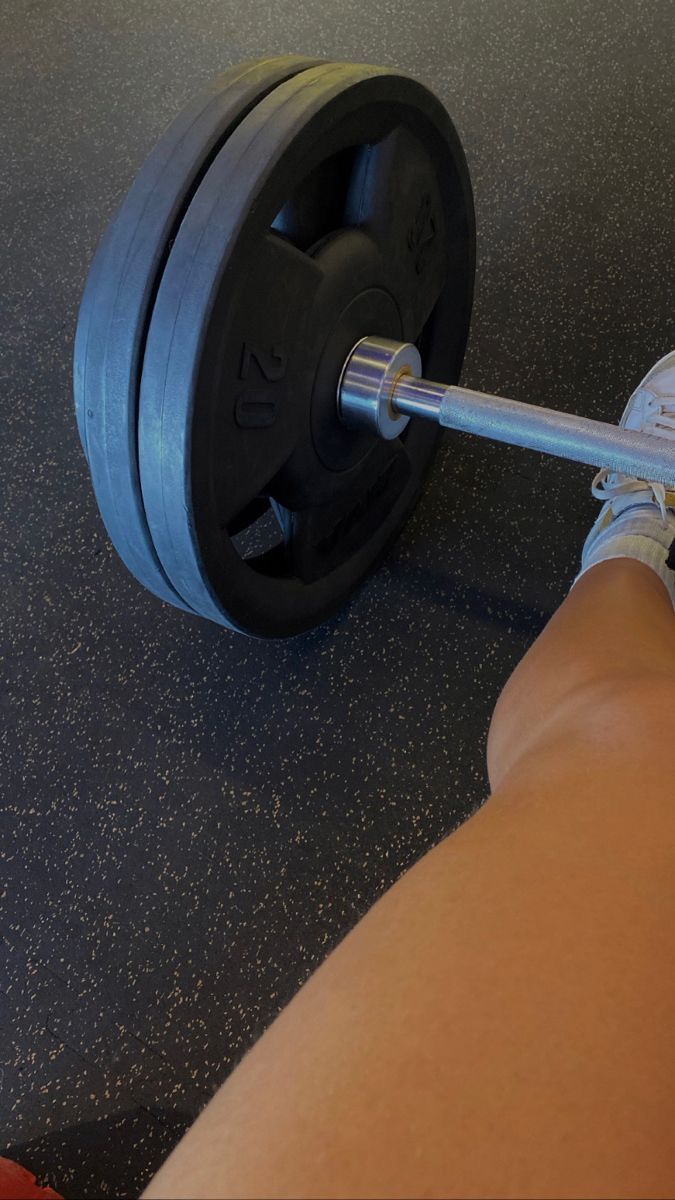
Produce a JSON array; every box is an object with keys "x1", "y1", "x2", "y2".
[{"x1": 2, "y1": 1, "x2": 672, "y2": 1195}]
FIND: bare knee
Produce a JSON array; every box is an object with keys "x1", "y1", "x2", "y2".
[{"x1": 488, "y1": 670, "x2": 675, "y2": 792}]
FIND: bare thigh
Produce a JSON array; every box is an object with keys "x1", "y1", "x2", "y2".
[{"x1": 145, "y1": 561, "x2": 675, "y2": 1200}]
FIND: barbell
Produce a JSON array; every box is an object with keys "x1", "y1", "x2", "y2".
[{"x1": 74, "y1": 56, "x2": 675, "y2": 638}]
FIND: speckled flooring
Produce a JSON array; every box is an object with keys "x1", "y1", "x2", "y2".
[{"x1": 2, "y1": 1, "x2": 672, "y2": 1196}]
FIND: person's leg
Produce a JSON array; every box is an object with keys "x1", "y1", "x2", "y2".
[
  {"x1": 489, "y1": 345, "x2": 675, "y2": 792},
  {"x1": 487, "y1": 556, "x2": 675, "y2": 790},
  {"x1": 144, "y1": 356, "x2": 675, "y2": 1200}
]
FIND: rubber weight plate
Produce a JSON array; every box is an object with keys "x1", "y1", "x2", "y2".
[
  {"x1": 139, "y1": 62, "x2": 476, "y2": 637},
  {"x1": 73, "y1": 55, "x2": 321, "y2": 610}
]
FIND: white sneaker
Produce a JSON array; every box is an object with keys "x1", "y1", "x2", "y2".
[{"x1": 579, "y1": 350, "x2": 675, "y2": 601}]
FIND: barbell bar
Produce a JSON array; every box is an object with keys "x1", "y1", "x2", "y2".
[{"x1": 340, "y1": 336, "x2": 675, "y2": 486}]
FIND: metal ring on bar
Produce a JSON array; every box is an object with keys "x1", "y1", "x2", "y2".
[{"x1": 339, "y1": 336, "x2": 421, "y2": 440}]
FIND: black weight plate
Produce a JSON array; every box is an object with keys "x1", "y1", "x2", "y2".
[
  {"x1": 73, "y1": 54, "x2": 322, "y2": 610},
  {"x1": 139, "y1": 62, "x2": 475, "y2": 637}
]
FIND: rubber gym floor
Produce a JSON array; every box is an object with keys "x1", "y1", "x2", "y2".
[{"x1": 2, "y1": 2, "x2": 671, "y2": 1196}]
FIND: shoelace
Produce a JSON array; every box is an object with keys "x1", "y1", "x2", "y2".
[
  {"x1": 591, "y1": 468, "x2": 669, "y2": 523},
  {"x1": 645, "y1": 402, "x2": 675, "y2": 434}
]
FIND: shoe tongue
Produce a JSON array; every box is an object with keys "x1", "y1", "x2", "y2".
[{"x1": 612, "y1": 491, "x2": 659, "y2": 517}]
